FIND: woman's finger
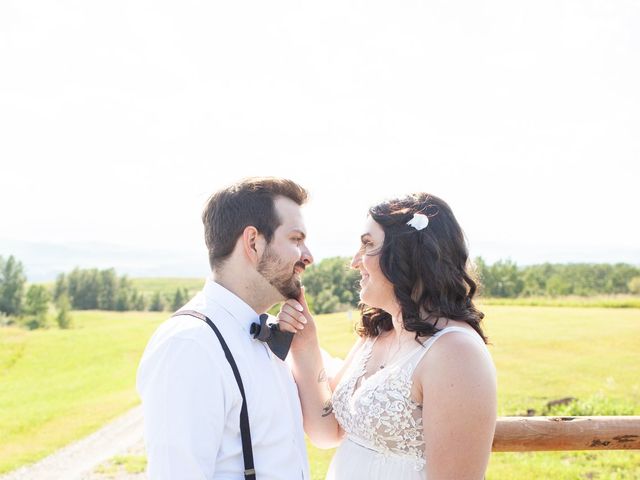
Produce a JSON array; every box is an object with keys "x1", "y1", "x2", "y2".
[
  {"x1": 281, "y1": 303, "x2": 307, "y2": 324},
  {"x1": 277, "y1": 310, "x2": 306, "y2": 331},
  {"x1": 283, "y1": 299, "x2": 304, "y2": 315},
  {"x1": 297, "y1": 287, "x2": 314, "y2": 322},
  {"x1": 276, "y1": 312, "x2": 298, "y2": 333},
  {"x1": 298, "y1": 287, "x2": 310, "y2": 312},
  {"x1": 277, "y1": 320, "x2": 298, "y2": 334}
]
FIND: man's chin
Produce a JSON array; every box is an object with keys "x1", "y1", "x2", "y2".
[
  {"x1": 279, "y1": 279, "x2": 302, "y2": 300},
  {"x1": 259, "y1": 267, "x2": 303, "y2": 302},
  {"x1": 281, "y1": 286, "x2": 302, "y2": 301}
]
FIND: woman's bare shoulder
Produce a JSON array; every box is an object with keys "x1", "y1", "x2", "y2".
[{"x1": 415, "y1": 324, "x2": 495, "y2": 382}]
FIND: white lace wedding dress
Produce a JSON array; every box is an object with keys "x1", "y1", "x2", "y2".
[{"x1": 327, "y1": 326, "x2": 488, "y2": 480}]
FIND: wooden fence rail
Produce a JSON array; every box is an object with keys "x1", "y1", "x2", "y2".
[{"x1": 492, "y1": 416, "x2": 640, "y2": 451}]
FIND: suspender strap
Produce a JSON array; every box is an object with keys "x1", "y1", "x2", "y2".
[{"x1": 173, "y1": 309, "x2": 256, "y2": 480}]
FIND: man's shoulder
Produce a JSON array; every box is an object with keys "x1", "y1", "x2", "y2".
[
  {"x1": 138, "y1": 297, "x2": 225, "y2": 364},
  {"x1": 137, "y1": 304, "x2": 234, "y2": 389},
  {"x1": 151, "y1": 305, "x2": 224, "y2": 347},
  {"x1": 136, "y1": 305, "x2": 245, "y2": 405}
]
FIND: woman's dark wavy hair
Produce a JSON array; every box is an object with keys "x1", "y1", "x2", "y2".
[{"x1": 357, "y1": 193, "x2": 487, "y2": 344}]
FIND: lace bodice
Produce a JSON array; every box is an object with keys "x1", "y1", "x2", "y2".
[{"x1": 331, "y1": 327, "x2": 484, "y2": 472}]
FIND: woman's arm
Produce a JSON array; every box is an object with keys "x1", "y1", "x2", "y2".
[
  {"x1": 416, "y1": 332, "x2": 497, "y2": 480},
  {"x1": 278, "y1": 292, "x2": 364, "y2": 448}
]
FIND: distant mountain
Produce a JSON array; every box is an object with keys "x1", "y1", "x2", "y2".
[{"x1": 0, "y1": 239, "x2": 209, "y2": 282}]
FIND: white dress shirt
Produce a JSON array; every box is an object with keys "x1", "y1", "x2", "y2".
[{"x1": 137, "y1": 278, "x2": 310, "y2": 480}]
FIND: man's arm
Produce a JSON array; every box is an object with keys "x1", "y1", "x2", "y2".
[{"x1": 138, "y1": 336, "x2": 227, "y2": 479}]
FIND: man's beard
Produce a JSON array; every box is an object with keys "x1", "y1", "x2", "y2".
[{"x1": 257, "y1": 247, "x2": 305, "y2": 300}]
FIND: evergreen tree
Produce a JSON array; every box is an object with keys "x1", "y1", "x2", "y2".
[
  {"x1": 23, "y1": 284, "x2": 50, "y2": 329},
  {"x1": 172, "y1": 288, "x2": 186, "y2": 311},
  {"x1": 132, "y1": 291, "x2": 147, "y2": 311},
  {"x1": 114, "y1": 275, "x2": 132, "y2": 311},
  {"x1": 114, "y1": 289, "x2": 131, "y2": 311},
  {"x1": 0, "y1": 255, "x2": 26, "y2": 316},
  {"x1": 97, "y1": 269, "x2": 118, "y2": 310},
  {"x1": 53, "y1": 273, "x2": 68, "y2": 302},
  {"x1": 149, "y1": 292, "x2": 166, "y2": 312},
  {"x1": 56, "y1": 293, "x2": 72, "y2": 329},
  {"x1": 67, "y1": 268, "x2": 100, "y2": 309}
]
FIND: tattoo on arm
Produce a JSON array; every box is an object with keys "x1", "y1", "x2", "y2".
[
  {"x1": 317, "y1": 368, "x2": 328, "y2": 383},
  {"x1": 321, "y1": 399, "x2": 333, "y2": 417}
]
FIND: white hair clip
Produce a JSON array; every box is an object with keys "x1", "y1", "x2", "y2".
[{"x1": 406, "y1": 213, "x2": 429, "y2": 231}]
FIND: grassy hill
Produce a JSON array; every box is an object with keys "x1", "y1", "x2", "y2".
[
  {"x1": 1, "y1": 306, "x2": 639, "y2": 478},
  {"x1": 130, "y1": 277, "x2": 205, "y2": 299}
]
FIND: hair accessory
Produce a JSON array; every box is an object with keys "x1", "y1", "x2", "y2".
[{"x1": 406, "y1": 213, "x2": 429, "y2": 231}]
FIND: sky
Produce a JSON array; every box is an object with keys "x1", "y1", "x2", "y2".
[{"x1": 1, "y1": 0, "x2": 639, "y2": 280}]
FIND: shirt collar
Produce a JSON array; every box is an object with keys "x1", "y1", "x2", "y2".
[{"x1": 203, "y1": 277, "x2": 260, "y2": 333}]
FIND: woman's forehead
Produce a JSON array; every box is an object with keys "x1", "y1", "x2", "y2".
[{"x1": 363, "y1": 216, "x2": 384, "y2": 239}]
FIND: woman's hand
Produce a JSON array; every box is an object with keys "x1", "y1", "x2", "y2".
[
  {"x1": 276, "y1": 287, "x2": 318, "y2": 353},
  {"x1": 277, "y1": 287, "x2": 344, "y2": 448}
]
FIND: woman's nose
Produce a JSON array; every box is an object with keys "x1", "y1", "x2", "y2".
[{"x1": 350, "y1": 250, "x2": 361, "y2": 269}]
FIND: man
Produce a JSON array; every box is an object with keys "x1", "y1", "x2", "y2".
[{"x1": 137, "y1": 177, "x2": 314, "y2": 479}]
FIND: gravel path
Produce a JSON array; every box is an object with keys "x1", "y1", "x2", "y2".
[{"x1": 0, "y1": 407, "x2": 145, "y2": 480}]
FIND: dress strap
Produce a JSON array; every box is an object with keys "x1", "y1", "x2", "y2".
[{"x1": 409, "y1": 326, "x2": 486, "y2": 371}]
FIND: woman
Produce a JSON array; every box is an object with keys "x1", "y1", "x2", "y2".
[{"x1": 278, "y1": 193, "x2": 497, "y2": 479}]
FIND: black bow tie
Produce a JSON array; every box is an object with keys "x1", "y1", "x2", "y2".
[{"x1": 250, "y1": 314, "x2": 294, "y2": 361}]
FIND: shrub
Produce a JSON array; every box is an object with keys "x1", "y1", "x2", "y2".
[
  {"x1": 23, "y1": 285, "x2": 50, "y2": 329},
  {"x1": 56, "y1": 293, "x2": 73, "y2": 329}
]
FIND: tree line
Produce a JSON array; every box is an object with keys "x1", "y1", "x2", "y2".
[
  {"x1": 0, "y1": 255, "x2": 191, "y2": 329},
  {"x1": 0, "y1": 255, "x2": 65, "y2": 329},
  {"x1": 474, "y1": 258, "x2": 640, "y2": 298},
  {"x1": 2, "y1": 254, "x2": 639, "y2": 329},
  {"x1": 301, "y1": 257, "x2": 640, "y2": 310},
  {"x1": 53, "y1": 268, "x2": 191, "y2": 314}
]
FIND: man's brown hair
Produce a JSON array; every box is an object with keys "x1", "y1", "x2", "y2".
[{"x1": 202, "y1": 177, "x2": 308, "y2": 270}]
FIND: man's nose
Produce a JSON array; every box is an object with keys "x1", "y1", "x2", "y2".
[{"x1": 301, "y1": 246, "x2": 314, "y2": 266}]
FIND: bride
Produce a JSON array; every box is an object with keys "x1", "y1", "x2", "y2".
[{"x1": 278, "y1": 193, "x2": 497, "y2": 479}]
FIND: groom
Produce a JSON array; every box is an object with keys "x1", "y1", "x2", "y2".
[{"x1": 137, "y1": 177, "x2": 314, "y2": 479}]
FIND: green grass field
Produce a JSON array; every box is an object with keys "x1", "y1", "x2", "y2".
[
  {"x1": 130, "y1": 277, "x2": 205, "y2": 299},
  {"x1": 0, "y1": 311, "x2": 165, "y2": 473},
  {"x1": 1, "y1": 306, "x2": 639, "y2": 478},
  {"x1": 480, "y1": 295, "x2": 640, "y2": 309}
]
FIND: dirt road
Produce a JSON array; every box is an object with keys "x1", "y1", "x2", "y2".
[{"x1": 0, "y1": 406, "x2": 145, "y2": 480}]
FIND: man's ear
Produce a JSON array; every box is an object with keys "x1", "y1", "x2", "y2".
[{"x1": 241, "y1": 226, "x2": 266, "y2": 265}]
